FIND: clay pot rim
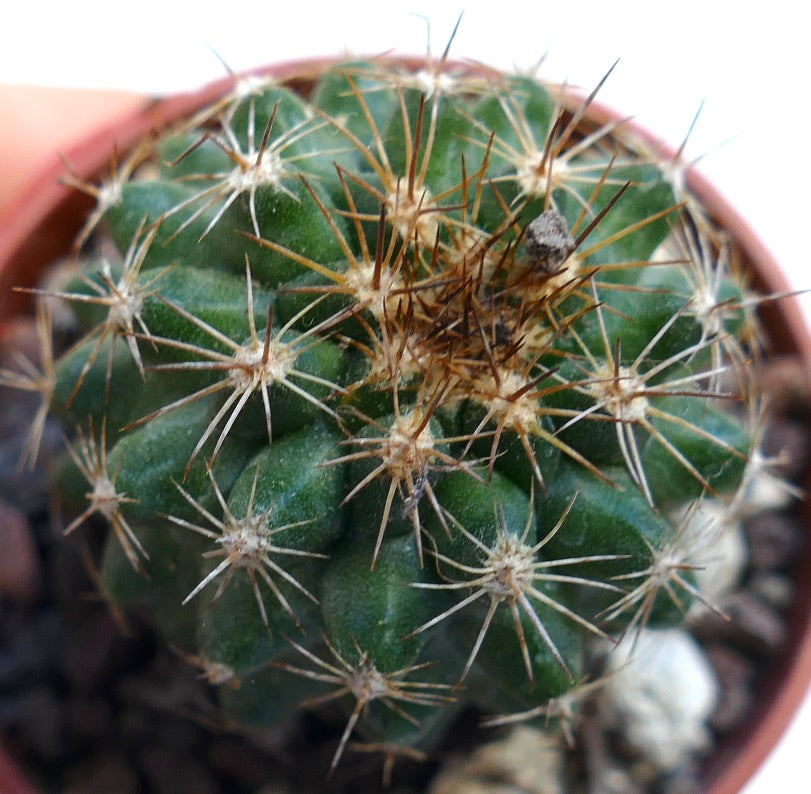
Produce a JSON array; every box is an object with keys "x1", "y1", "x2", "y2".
[{"x1": 1, "y1": 55, "x2": 809, "y2": 794}]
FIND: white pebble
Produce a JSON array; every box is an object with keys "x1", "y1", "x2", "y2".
[{"x1": 600, "y1": 628, "x2": 719, "y2": 771}]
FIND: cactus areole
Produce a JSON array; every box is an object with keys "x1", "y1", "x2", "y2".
[{"x1": 2, "y1": 56, "x2": 806, "y2": 787}]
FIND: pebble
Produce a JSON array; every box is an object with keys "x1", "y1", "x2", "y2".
[
  {"x1": 428, "y1": 726, "x2": 564, "y2": 794},
  {"x1": 703, "y1": 644, "x2": 755, "y2": 732},
  {"x1": 693, "y1": 591, "x2": 788, "y2": 654},
  {"x1": 758, "y1": 356, "x2": 811, "y2": 417},
  {"x1": 64, "y1": 753, "x2": 139, "y2": 794},
  {"x1": 138, "y1": 744, "x2": 218, "y2": 794},
  {"x1": 0, "y1": 609, "x2": 62, "y2": 689},
  {"x1": 117, "y1": 704, "x2": 155, "y2": 748},
  {"x1": 761, "y1": 416, "x2": 811, "y2": 480},
  {"x1": 64, "y1": 696, "x2": 114, "y2": 743},
  {"x1": 750, "y1": 572, "x2": 794, "y2": 609},
  {"x1": 59, "y1": 607, "x2": 120, "y2": 693},
  {"x1": 16, "y1": 686, "x2": 65, "y2": 762},
  {"x1": 727, "y1": 592, "x2": 791, "y2": 651},
  {"x1": 208, "y1": 736, "x2": 280, "y2": 790},
  {"x1": 599, "y1": 629, "x2": 719, "y2": 772},
  {"x1": 0, "y1": 501, "x2": 41, "y2": 604},
  {"x1": 744, "y1": 511, "x2": 804, "y2": 571}
]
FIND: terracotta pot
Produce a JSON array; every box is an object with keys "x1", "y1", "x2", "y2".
[{"x1": 1, "y1": 56, "x2": 809, "y2": 793}]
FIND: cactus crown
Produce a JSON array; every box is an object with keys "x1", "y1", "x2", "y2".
[{"x1": 5, "y1": 55, "x2": 770, "y2": 778}]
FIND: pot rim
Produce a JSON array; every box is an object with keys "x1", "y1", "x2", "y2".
[{"x1": 1, "y1": 55, "x2": 809, "y2": 794}]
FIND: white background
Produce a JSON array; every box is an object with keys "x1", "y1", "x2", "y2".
[{"x1": 2, "y1": 2, "x2": 809, "y2": 790}]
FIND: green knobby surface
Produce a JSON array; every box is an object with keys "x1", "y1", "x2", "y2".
[{"x1": 15, "y1": 58, "x2": 762, "y2": 774}]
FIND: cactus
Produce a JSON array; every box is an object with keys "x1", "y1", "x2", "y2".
[{"x1": 5, "y1": 56, "x2": 769, "y2": 776}]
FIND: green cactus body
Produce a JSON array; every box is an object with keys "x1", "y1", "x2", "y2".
[{"x1": 10, "y1": 58, "x2": 767, "y2": 776}]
